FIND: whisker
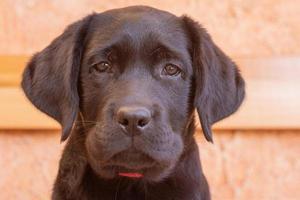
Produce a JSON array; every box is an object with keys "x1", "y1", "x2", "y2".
[
  {"x1": 114, "y1": 173, "x2": 122, "y2": 200},
  {"x1": 74, "y1": 120, "x2": 101, "y2": 124}
]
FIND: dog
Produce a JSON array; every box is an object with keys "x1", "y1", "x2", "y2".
[{"x1": 21, "y1": 6, "x2": 245, "y2": 200}]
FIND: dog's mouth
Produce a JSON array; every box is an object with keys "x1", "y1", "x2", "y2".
[
  {"x1": 99, "y1": 148, "x2": 158, "y2": 179},
  {"x1": 86, "y1": 129, "x2": 183, "y2": 181}
]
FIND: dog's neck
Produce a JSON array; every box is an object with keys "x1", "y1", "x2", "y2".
[{"x1": 52, "y1": 116, "x2": 210, "y2": 200}]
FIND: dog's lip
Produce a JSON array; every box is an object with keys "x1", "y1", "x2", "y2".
[
  {"x1": 115, "y1": 165, "x2": 145, "y2": 178},
  {"x1": 101, "y1": 150, "x2": 157, "y2": 178},
  {"x1": 108, "y1": 148, "x2": 157, "y2": 167},
  {"x1": 101, "y1": 164, "x2": 149, "y2": 179},
  {"x1": 118, "y1": 172, "x2": 144, "y2": 178},
  {"x1": 104, "y1": 157, "x2": 157, "y2": 171}
]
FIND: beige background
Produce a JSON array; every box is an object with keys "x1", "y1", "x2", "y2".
[
  {"x1": 0, "y1": 0, "x2": 300, "y2": 200},
  {"x1": 1, "y1": 0, "x2": 300, "y2": 57}
]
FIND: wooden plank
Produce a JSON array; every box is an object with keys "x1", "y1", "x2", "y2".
[
  {"x1": 214, "y1": 57, "x2": 300, "y2": 129},
  {"x1": 0, "y1": 87, "x2": 60, "y2": 129},
  {"x1": 0, "y1": 56, "x2": 300, "y2": 130},
  {"x1": 0, "y1": 55, "x2": 28, "y2": 86}
]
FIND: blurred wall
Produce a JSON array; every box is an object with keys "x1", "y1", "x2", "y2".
[
  {"x1": 1, "y1": 0, "x2": 300, "y2": 57},
  {"x1": 0, "y1": 1, "x2": 300, "y2": 200}
]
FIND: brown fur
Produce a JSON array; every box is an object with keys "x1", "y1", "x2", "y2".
[{"x1": 21, "y1": 6, "x2": 245, "y2": 200}]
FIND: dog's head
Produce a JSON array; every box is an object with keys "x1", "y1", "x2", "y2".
[{"x1": 22, "y1": 6, "x2": 245, "y2": 182}]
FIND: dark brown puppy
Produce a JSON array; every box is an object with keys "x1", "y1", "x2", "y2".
[{"x1": 22, "y1": 6, "x2": 245, "y2": 200}]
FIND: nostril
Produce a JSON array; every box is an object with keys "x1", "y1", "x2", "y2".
[
  {"x1": 137, "y1": 118, "x2": 150, "y2": 128},
  {"x1": 138, "y1": 120, "x2": 145, "y2": 127},
  {"x1": 116, "y1": 106, "x2": 151, "y2": 130},
  {"x1": 123, "y1": 119, "x2": 129, "y2": 126},
  {"x1": 118, "y1": 118, "x2": 129, "y2": 126}
]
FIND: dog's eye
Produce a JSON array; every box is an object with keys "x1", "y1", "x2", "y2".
[
  {"x1": 90, "y1": 62, "x2": 112, "y2": 73},
  {"x1": 163, "y1": 64, "x2": 181, "y2": 76}
]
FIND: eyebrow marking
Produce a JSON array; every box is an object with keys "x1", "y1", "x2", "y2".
[
  {"x1": 149, "y1": 44, "x2": 181, "y2": 61},
  {"x1": 150, "y1": 46, "x2": 164, "y2": 55}
]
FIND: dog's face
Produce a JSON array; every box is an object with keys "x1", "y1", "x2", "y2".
[
  {"x1": 22, "y1": 6, "x2": 245, "y2": 182},
  {"x1": 81, "y1": 9, "x2": 193, "y2": 181}
]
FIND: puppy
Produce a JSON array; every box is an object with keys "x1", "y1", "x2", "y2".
[{"x1": 22, "y1": 6, "x2": 245, "y2": 200}]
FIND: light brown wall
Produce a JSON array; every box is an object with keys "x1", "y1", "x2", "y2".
[{"x1": 1, "y1": 0, "x2": 300, "y2": 57}]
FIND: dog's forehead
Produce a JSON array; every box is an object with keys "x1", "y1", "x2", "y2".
[{"x1": 87, "y1": 7, "x2": 188, "y2": 52}]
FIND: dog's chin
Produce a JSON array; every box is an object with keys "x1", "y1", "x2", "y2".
[
  {"x1": 90, "y1": 162, "x2": 175, "y2": 182},
  {"x1": 87, "y1": 150, "x2": 176, "y2": 182}
]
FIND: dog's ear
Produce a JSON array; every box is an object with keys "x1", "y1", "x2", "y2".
[
  {"x1": 21, "y1": 14, "x2": 94, "y2": 141},
  {"x1": 182, "y1": 16, "x2": 245, "y2": 142}
]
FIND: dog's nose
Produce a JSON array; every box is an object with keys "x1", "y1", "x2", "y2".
[{"x1": 116, "y1": 106, "x2": 151, "y2": 134}]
